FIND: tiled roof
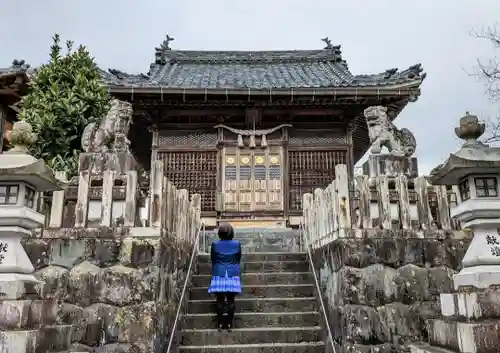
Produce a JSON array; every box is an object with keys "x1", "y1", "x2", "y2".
[{"x1": 101, "y1": 39, "x2": 426, "y2": 90}]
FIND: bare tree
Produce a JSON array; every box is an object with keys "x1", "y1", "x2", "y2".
[{"x1": 472, "y1": 25, "x2": 500, "y2": 143}]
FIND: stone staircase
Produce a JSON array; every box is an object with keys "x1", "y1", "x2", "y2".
[{"x1": 179, "y1": 228, "x2": 326, "y2": 353}]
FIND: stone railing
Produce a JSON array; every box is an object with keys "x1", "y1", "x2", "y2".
[{"x1": 302, "y1": 164, "x2": 462, "y2": 248}]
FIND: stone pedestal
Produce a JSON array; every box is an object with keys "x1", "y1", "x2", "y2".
[
  {"x1": 362, "y1": 154, "x2": 419, "y2": 178},
  {"x1": 79, "y1": 151, "x2": 138, "y2": 175},
  {"x1": 410, "y1": 289, "x2": 500, "y2": 353}
]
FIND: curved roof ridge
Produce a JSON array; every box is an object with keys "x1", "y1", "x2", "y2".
[{"x1": 157, "y1": 48, "x2": 344, "y2": 65}]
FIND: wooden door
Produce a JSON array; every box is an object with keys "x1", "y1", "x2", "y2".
[{"x1": 222, "y1": 146, "x2": 283, "y2": 212}]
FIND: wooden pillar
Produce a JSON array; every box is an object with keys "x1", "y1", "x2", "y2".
[
  {"x1": 346, "y1": 122, "x2": 355, "y2": 178},
  {"x1": 149, "y1": 160, "x2": 164, "y2": 228},
  {"x1": 282, "y1": 125, "x2": 290, "y2": 219},
  {"x1": 215, "y1": 124, "x2": 224, "y2": 212},
  {"x1": 150, "y1": 124, "x2": 159, "y2": 166}
]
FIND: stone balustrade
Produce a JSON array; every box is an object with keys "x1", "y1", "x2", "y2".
[{"x1": 302, "y1": 164, "x2": 462, "y2": 248}]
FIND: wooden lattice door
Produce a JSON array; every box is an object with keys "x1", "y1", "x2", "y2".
[{"x1": 222, "y1": 147, "x2": 283, "y2": 212}]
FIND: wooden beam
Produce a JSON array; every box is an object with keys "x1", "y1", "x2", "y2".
[
  {"x1": 159, "y1": 108, "x2": 244, "y2": 117},
  {"x1": 264, "y1": 108, "x2": 344, "y2": 116}
]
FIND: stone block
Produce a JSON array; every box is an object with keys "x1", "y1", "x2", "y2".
[
  {"x1": 48, "y1": 239, "x2": 92, "y2": 268},
  {"x1": 362, "y1": 154, "x2": 419, "y2": 178},
  {"x1": 114, "y1": 301, "x2": 156, "y2": 343},
  {"x1": 428, "y1": 319, "x2": 500, "y2": 353},
  {"x1": 0, "y1": 330, "x2": 37, "y2": 353},
  {"x1": 99, "y1": 265, "x2": 157, "y2": 306},
  {"x1": 81, "y1": 303, "x2": 117, "y2": 345},
  {"x1": 440, "y1": 288, "x2": 500, "y2": 320},
  {"x1": 0, "y1": 300, "x2": 31, "y2": 329},
  {"x1": 342, "y1": 342, "x2": 394, "y2": 353},
  {"x1": 119, "y1": 237, "x2": 158, "y2": 268},
  {"x1": 34, "y1": 265, "x2": 69, "y2": 300},
  {"x1": 91, "y1": 239, "x2": 121, "y2": 267},
  {"x1": 314, "y1": 237, "x2": 468, "y2": 273},
  {"x1": 409, "y1": 342, "x2": 457, "y2": 353},
  {"x1": 36, "y1": 324, "x2": 73, "y2": 352},
  {"x1": 29, "y1": 299, "x2": 58, "y2": 327},
  {"x1": 79, "y1": 151, "x2": 138, "y2": 175},
  {"x1": 67, "y1": 261, "x2": 100, "y2": 307},
  {"x1": 94, "y1": 343, "x2": 146, "y2": 353},
  {"x1": 0, "y1": 273, "x2": 42, "y2": 299},
  {"x1": 58, "y1": 303, "x2": 85, "y2": 342},
  {"x1": 22, "y1": 238, "x2": 50, "y2": 270}
]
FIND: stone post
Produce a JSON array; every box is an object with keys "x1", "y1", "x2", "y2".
[{"x1": 0, "y1": 121, "x2": 65, "y2": 352}]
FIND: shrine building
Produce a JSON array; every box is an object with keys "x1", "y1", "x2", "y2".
[{"x1": 100, "y1": 35, "x2": 426, "y2": 227}]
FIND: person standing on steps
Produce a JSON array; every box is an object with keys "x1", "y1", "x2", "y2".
[{"x1": 208, "y1": 222, "x2": 242, "y2": 331}]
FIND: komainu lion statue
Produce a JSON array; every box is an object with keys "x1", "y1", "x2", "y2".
[
  {"x1": 364, "y1": 106, "x2": 416, "y2": 157},
  {"x1": 81, "y1": 99, "x2": 133, "y2": 153}
]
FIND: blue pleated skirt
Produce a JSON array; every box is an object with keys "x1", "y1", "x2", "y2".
[{"x1": 208, "y1": 272, "x2": 242, "y2": 294}]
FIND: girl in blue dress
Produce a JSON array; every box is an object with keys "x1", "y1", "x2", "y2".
[{"x1": 208, "y1": 223, "x2": 242, "y2": 331}]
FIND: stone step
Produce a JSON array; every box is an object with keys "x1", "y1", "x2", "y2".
[
  {"x1": 200, "y1": 232, "x2": 300, "y2": 246},
  {"x1": 181, "y1": 326, "x2": 321, "y2": 345},
  {"x1": 197, "y1": 252, "x2": 307, "y2": 263},
  {"x1": 187, "y1": 297, "x2": 317, "y2": 314},
  {"x1": 200, "y1": 246, "x2": 299, "y2": 253},
  {"x1": 191, "y1": 272, "x2": 312, "y2": 287},
  {"x1": 179, "y1": 342, "x2": 325, "y2": 353},
  {"x1": 182, "y1": 311, "x2": 320, "y2": 329},
  {"x1": 190, "y1": 284, "x2": 315, "y2": 300},
  {"x1": 197, "y1": 261, "x2": 309, "y2": 274}
]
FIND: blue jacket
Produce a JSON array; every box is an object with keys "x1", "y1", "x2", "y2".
[{"x1": 211, "y1": 240, "x2": 242, "y2": 277}]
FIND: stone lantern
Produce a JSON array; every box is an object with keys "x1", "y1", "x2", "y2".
[
  {"x1": 0, "y1": 121, "x2": 64, "y2": 299},
  {"x1": 429, "y1": 112, "x2": 500, "y2": 289}
]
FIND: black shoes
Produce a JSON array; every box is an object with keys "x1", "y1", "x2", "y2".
[{"x1": 216, "y1": 315, "x2": 234, "y2": 331}]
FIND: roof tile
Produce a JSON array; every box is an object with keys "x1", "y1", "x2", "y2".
[{"x1": 101, "y1": 46, "x2": 426, "y2": 90}]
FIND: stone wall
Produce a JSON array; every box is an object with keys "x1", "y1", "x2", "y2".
[
  {"x1": 6, "y1": 154, "x2": 202, "y2": 353},
  {"x1": 21, "y1": 226, "x2": 195, "y2": 353},
  {"x1": 311, "y1": 229, "x2": 471, "y2": 353}
]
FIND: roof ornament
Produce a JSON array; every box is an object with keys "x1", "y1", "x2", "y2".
[
  {"x1": 383, "y1": 68, "x2": 398, "y2": 79},
  {"x1": 321, "y1": 37, "x2": 333, "y2": 49},
  {"x1": 10, "y1": 59, "x2": 30, "y2": 74},
  {"x1": 155, "y1": 34, "x2": 175, "y2": 64}
]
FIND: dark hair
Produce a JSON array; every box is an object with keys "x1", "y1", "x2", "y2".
[{"x1": 218, "y1": 222, "x2": 234, "y2": 240}]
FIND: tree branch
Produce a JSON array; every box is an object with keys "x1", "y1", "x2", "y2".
[{"x1": 472, "y1": 25, "x2": 500, "y2": 142}]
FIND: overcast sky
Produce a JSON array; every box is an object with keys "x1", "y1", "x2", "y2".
[{"x1": 2, "y1": 0, "x2": 500, "y2": 174}]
